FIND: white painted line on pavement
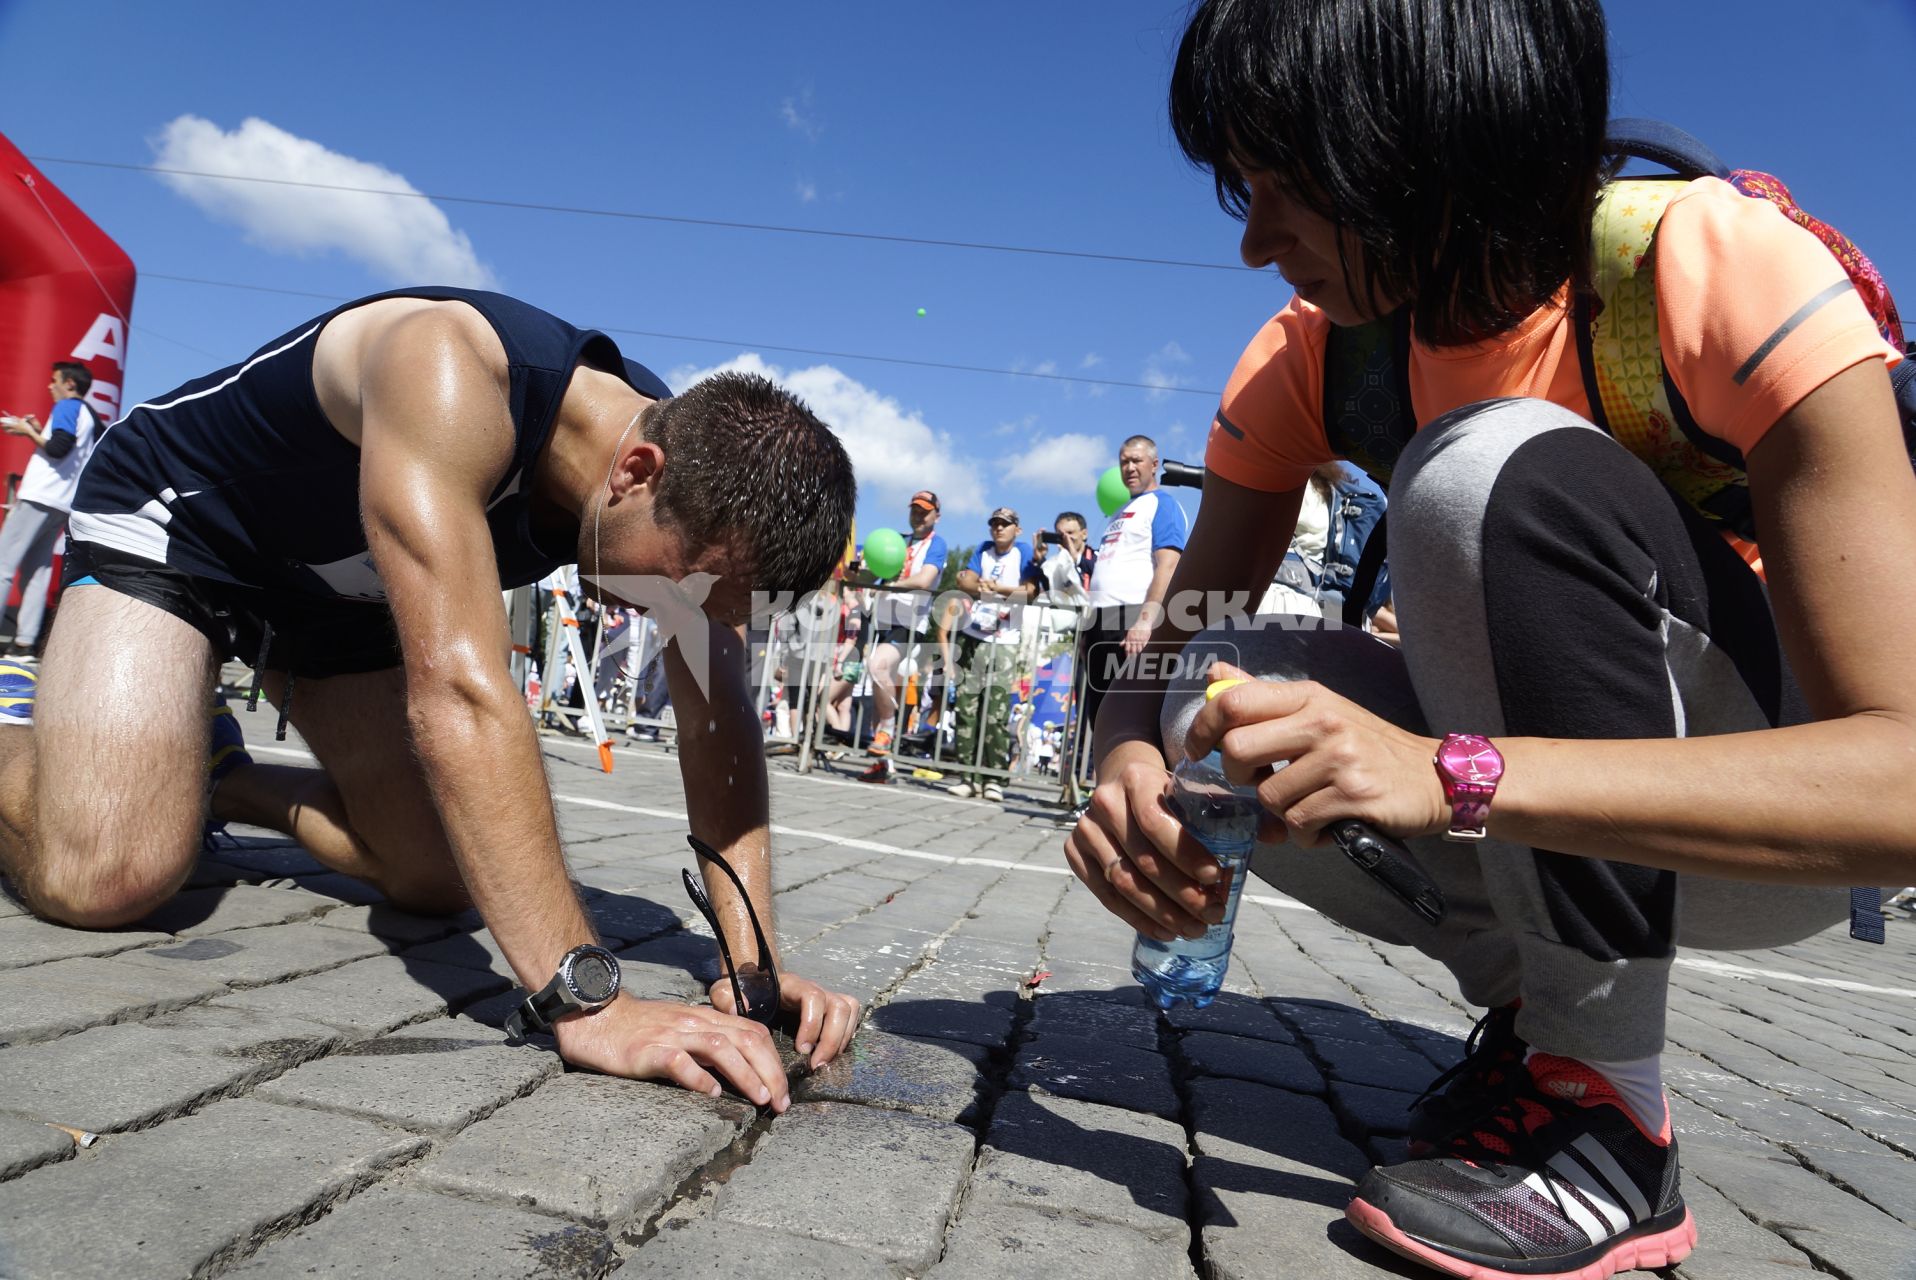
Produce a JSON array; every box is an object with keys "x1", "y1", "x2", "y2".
[{"x1": 1671, "y1": 956, "x2": 1916, "y2": 1001}]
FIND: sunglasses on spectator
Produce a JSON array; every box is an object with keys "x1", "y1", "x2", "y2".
[
  {"x1": 988, "y1": 518, "x2": 1015, "y2": 528},
  {"x1": 682, "y1": 834, "x2": 781, "y2": 1026}
]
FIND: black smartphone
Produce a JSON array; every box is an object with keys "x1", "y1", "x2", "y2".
[
  {"x1": 1328, "y1": 820, "x2": 1446, "y2": 925},
  {"x1": 1039, "y1": 530, "x2": 1067, "y2": 547}
]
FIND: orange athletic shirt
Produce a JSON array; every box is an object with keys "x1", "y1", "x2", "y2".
[{"x1": 1206, "y1": 177, "x2": 1903, "y2": 495}]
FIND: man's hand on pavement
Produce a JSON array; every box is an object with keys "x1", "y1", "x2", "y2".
[
  {"x1": 552, "y1": 994, "x2": 792, "y2": 1111},
  {"x1": 710, "y1": 972, "x2": 862, "y2": 1070}
]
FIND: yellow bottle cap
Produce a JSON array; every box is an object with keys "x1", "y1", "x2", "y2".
[{"x1": 1205, "y1": 678, "x2": 1250, "y2": 701}]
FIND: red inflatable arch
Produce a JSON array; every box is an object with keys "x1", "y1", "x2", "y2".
[{"x1": 0, "y1": 131, "x2": 137, "y2": 617}]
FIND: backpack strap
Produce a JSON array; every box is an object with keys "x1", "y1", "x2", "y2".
[
  {"x1": 1322, "y1": 309, "x2": 1416, "y2": 490},
  {"x1": 1578, "y1": 177, "x2": 1758, "y2": 538}
]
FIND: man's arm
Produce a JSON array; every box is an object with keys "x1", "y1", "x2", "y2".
[
  {"x1": 357, "y1": 313, "x2": 789, "y2": 1104},
  {"x1": 665, "y1": 620, "x2": 860, "y2": 1067}
]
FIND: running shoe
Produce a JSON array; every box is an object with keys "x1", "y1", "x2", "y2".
[
  {"x1": 208, "y1": 695, "x2": 254, "y2": 789},
  {"x1": 867, "y1": 728, "x2": 893, "y2": 756},
  {"x1": 0, "y1": 660, "x2": 35, "y2": 726},
  {"x1": 982, "y1": 783, "x2": 1005, "y2": 803},
  {"x1": 1348, "y1": 1054, "x2": 1694, "y2": 1280},
  {"x1": 946, "y1": 781, "x2": 976, "y2": 798},
  {"x1": 1407, "y1": 1004, "x2": 1527, "y2": 1154},
  {"x1": 856, "y1": 758, "x2": 893, "y2": 785}
]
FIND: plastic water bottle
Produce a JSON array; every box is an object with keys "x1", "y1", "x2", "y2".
[{"x1": 1132, "y1": 680, "x2": 1263, "y2": 1009}]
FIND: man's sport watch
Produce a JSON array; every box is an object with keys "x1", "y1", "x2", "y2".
[
  {"x1": 1434, "y1": 733, "x2": 1504, "y2": 842},
  {"x1": 505, "y1": 943, "x2": 622, "y2": 1039}
]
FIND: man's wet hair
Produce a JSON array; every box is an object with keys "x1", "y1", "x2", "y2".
[
  {"x1": 1170, "y1": 0, "x2": 1610, "y2": 346},
  {"x1": 50, "y1": 362, "x2": 92, "y2": 396},
  {"x1": 644, "y1": 372, "x2": 856, "y2": 596}
]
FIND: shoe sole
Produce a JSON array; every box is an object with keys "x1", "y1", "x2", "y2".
[{"x1": 1346, "y1": 1199, "x2": 1696, "y2": 1280}]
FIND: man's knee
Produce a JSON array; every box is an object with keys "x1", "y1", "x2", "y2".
[{"x1": 28, "y1": 838, "x2": 186, "y2": 929}]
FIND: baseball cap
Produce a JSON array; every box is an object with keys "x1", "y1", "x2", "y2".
[
  {"x1": 988, "y1": 506, "x2": 1019, "y2": 525},
  {"x1": 910, "y1": 490, "x2": 941, "y2": 512}
]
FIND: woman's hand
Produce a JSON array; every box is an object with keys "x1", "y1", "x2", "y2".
[
  {"x1": 1062, "y1": 745, "x2": 1233, "y2": 941},
  {"x1": 1187, "y1": 661, "x2": 1447, "y2": 847}
]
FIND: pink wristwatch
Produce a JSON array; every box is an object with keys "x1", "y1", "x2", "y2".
[{"x1": 1434, "y1": 733, "x2": 1504, "y2": 842}]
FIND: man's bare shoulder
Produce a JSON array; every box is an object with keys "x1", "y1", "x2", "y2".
[{"x1": 313, "y1": 297, "x2": 509, "y2": 448}]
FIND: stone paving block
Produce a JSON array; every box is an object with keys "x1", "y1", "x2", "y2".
[
  {"x1": 1674, "y1": 1173, "x2": 1822, "y2": 1277},
  {"x1": 1326, "y1": 1081, "x2": 1420, "y2": 1137},
  {"x1": 795, "y1": 1029, "x2": 989, "y2": 1122},
  {"x1": 227, "y1": 1184, "x2": 612, "y2": 1278},
  {"x1": 616, "y1": 929, "x2": 723, "y2": 988},
  {"x1": 1272, "y1": 998, "x2": 1397, "y2": 1046},
  {"x1": 871, "y1": 981, "x2": 1019, "y2": 1046},
  {"x1": 1181, "y1": 1030, "x2": 1324, "y2": 1095},
  {"x1": 0, "y1": 1114, "x2": 71, "y2": 1180},
  {"x1": 1163, "y1": 993, "x2": 1296, "y2": 1043},
  {"x1": 1308, "y1": 1033, "x2": 1438, "y2": 1093},
  {"x1": 1010, "y1": 1032, "x2": 1179, "y2": 1120},
  {"x1": 211, "y1": 954, "x2": 507, "y2": 1035},
  {"x1": 714, "y1": 1101, "x2": 974, "y2": 1269},
  {"x1": 1686, "y1": 1144, "x2": 1916, "y2": 1280},
  {"x1": 0, "y1": 1098, "x2": 426, "y2": 1280},
  {"x1": 971, "y1": 1091, "x2": 1188, "y2": 1240},
  {"x1": 0, "y1": 915, "x2": 171, "y2": 969},
  {"x1": 202, "y1": 838, "x2": 329, "y2": 879},
  {"x1": 133, "y1": 884, "x2": 333, "y2": 936},
  {"x1": 615, "y1": 1219, "x2": 899, "y2": 1278},
  {"x1": 401, "y1": 929, "x2": 518, "y2": 980},
  {"x1": 254, "y1": 1015, "x2": 558, "y2": 1133},
  {"x1": 1787, "y1": 1143, "x2": 1916, "y2": 1227},
  {"x1": 0, "y1": 953, "x2": 228, "y2": 1048},
  {"x1": 585, "y1": 889, "x2": 685, "y2": 947},
  {"x1": 0, "y1": 879, "x2": 29, "y2": 918},
  {"x1": 113, "y1": 921, "x2": 389, "y2": 988},
  {"x1": 294, "y1": 871, "x2": 391, "y2": 906},
  {"x1": 1028, "y1": 991, "x2": 1162, "y2": 1051},
  {"x1": 614, "y1": 955, "x2": 711, "y2": 1003},
  {"x1": 928, "y1": 1202, "x2": 1196, "y2": 1279},
  {"x1": 1189, "y1": 1077, "x2": 1384, "y2": 1280},
  {"x1": 415, "y1": 1072, "x2": 751, "y2": 1227},
  {"x1": 313, "y1": 901, "x2": 475, "y2": 945},
  {"x1": 0, "y1": 1003, "x2": 340, "y2": 1133}
]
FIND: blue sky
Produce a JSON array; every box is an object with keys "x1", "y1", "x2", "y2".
[{"x1": 4, "y1": 0, "x2": 1912, "y2": 552}]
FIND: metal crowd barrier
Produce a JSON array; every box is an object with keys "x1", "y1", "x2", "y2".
[{"x1": 510, "y1": 578, "x2": 1104, "y2": 805}]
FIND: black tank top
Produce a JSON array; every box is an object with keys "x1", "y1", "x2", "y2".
[{"x1": 69, "y1": 286, "x2": 672, "y2": 601}]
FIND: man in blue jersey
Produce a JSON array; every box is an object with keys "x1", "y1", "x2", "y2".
[
  {"x1": 0, "y1": 362, "x2": 102, "y2": 658},
  {"x1": 0, "y1": 289, "x2": 861, "y2": 1105}
]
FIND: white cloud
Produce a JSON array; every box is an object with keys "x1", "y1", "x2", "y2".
[
  {"x1": 1079, "y1": 353, "x2": 1104, "y2": 369},
  {"x1": 781, "y1": 87, "x2": 822, "y2": 142},
  {"x1": 1142, "y1": 340, "x2": 1193, "y2": 401},
  {"x1": 666, "y1": 353, "x2": 986, "y2": 516},
  {"x1": 151, "y1": 115, "x2": 494, "y2": 288},
  {"x1": 1005, "y1": 433, "x2": 1107, "y2": 488},
  {"x1": 795, "y1": 178, "x2": 818, "y2": 204}
]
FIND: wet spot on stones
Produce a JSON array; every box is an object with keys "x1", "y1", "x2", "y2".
[
  {"x1": 146, "y1": 937, "x2": 243, "y2": 961},
  {"x1": 339, "y1": 1036, "x2": 488, "y2": 1057},
  {"x1": 520, "y1": 1224, "x2": 609, "y2": 1278}
]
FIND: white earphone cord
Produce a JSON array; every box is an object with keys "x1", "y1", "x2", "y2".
[{"x1": 592, "y1": 408, "x2": 645, "y2": 594}]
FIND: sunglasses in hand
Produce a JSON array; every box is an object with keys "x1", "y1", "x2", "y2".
[{"x1": 682, "y1": 834, "x2": 782, "y2": 1027}]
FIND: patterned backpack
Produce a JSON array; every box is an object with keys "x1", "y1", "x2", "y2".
[{"x1": 1326, "y1": 118, "x2": 1916, "y2": 548}]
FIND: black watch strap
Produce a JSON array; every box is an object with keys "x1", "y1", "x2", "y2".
[{"x1": 505, "y1": 943, "x2": 621, "y2": 1041}]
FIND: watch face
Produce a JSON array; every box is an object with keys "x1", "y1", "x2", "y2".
[
  {"x1": 1439, "y1": 735, "x2": 1504, "y2": 785},
  {"x1": 567, "y1": 951, "x2": 620, "y2": 1004}
]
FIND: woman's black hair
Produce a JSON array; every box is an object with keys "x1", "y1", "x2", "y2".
[{"x1": 1170, "y1": 0, "x2": 1610, "y2": 346}]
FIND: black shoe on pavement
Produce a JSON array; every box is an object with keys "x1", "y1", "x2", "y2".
[
  {"x1": 855, "y1": 758, "x2": 892, "y2": 785},
  {"x1": 1349, "y1": 1053, "x2": 1694, "y2": 1280},
  {"x1": 1407, "y1": 1004, "x2": 1527, "y2": 1155}
]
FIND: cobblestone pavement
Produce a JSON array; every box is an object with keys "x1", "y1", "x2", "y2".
[{"x1": 2, "y1": 725, "x2": 1914, "y2": 1279}]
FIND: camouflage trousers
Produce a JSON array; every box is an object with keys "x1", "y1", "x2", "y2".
[{"x1": 952, "y1": 633, "x2": 1015, "y2": 786}]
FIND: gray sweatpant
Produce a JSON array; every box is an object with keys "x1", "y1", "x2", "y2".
[
  {"x1": 1162, "y1": 398, "x2": 1850, "y2": 1061},
  {"x1": 0, "y1": 500, "x2": 65, "y2": 647}
]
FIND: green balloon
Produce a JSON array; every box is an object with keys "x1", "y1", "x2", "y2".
[
  {"x1": 915, "y1": 307, "x2": 927, "y2": 317},
  {"x1": 1096, "y1": 466, "x2": 1130, "y2": 518},
  {"x1": 862, "y1": 527, "x2": 908, "y2": 580}
]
